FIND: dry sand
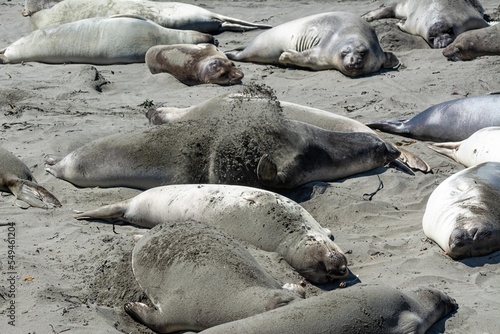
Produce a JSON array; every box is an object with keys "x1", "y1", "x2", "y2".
[{"x1": 1, "y1": 0, "x2": 499, "y2": 333}]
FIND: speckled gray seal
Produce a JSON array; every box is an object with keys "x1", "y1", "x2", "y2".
[
  {"x1": 225, "y1": 12, "x2": 399, "y2": 76},
  {"x1": 366, "y1": 95, "x2": 500, "y2": 142},
  {"x1": 0, "y1": 15, "x2": 215, "y2": 65},
  {"x1": 76, "y1": 184, "x2": 348, "y2": 284},
  {"x1": 0, "y1": 147, "x2": 60, "y2": 209},
  {"x1": 443, "y1": 23, "x2": 500, "y2": 61},
  {"x1": 146, "y1": 44, "x2": 243, "y2": 86},
  {"x1": 423, "y1": 161, "x2": 500, "y2": 259},
  {"x1": 362, "y1": 0, "x2": 488, "y2": 48},
  {"x1": 197, "y1": 284, "x2": 458, "y2": 334},
  {"x1": 45, "y1": 94, "x2": 400, "y2": 190},
  {"x1": 28, "y1": 0, "x2": 272, "y2": 33},
  {"x1": 125, "y1": 220, "x2": 303, "y2": 333}
]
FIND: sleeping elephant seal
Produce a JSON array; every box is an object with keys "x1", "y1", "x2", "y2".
[
  {"x1": 125, "y1": 220, "x2": 303, "y2": 333},
  {"x1": 146, "y1": 44, "x2": 243, "y2": 86},
  {"x1": 0, "y1": 147, "x2": 61, "y2": 209},
  {"x1": 27, "y1": 0, "x2": 272, "y2": 33},
  {"x1": 362, "y1": 0, "x2": 489, "y2": 48},
  {"x1": 443, "y1": 23, "x2": 500, "y2": 61},
  {"x1": 197, "y1": 285, "x2": 457, "y2": 334},
  {"x1": 423, "y1": 161, "x2": 500, "y2": 259},
  {"x1": 225, "y1": 12, "x2": 399, "y2": 76},
  {"x1": 76, "y1": 184, "x2": 348, "y2": 284},
  {"x1": 0, "y1": 15, "x2": 215, "y2": 65},
  {"x1": 366, "y1": 95, "x2": 500, "y2": 142}
]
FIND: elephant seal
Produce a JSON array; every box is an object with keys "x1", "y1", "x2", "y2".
[
  {"x1": 0, "y1": 15, "x2": 215, "y2": 65},
  {"x1": 45, "y1": 94, "x2": 400, "y2": 190},
  {"x1": 366, "y1": 95, "x2": 500, "y2": 142},
  {"x1": 145, "y1": 44, "x2": 243, "y2": 86},
  {"x1": 225, "y1": 12, "x2": 399, "y2": 76},
  {"x1": 125, "y1": 220, "x2": 303, "y2": 333},
  {"x1": 0, "y1": 147, "x2": 61, "y2": 209},
  {"x1": 423, "y1": 161, "x2": 500, "y2": 259},
  {"x1": 443, "y1": 23, "x2": 500, "y2": 61},
  {"x1": 197, "y1": 285, "x2": 457, "y2": 334},
  {"x1": 429, "y1": 127, "x2": 500, "y2": 167},
  {"x1": 28, "y1": 0, "x2": 272, "y2": 33},
  {"x1": 22, "y1": 0, "x2": 62, "y2": 16},
  {"x1": 362, "y1": 0, "x2": 489, "y2": 48},
  {"x1": 76, "y1": 184, "x2": 348, "y2": 284}
]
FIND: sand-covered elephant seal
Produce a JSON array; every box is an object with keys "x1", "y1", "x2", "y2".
[
  {"x1": 28, "y1": 0, "x2": 272, "y2": 33},
  {"x1": 225, "y1": 12, "x2": 399, "y2": 76},
  {"x1": 45, "y1": 92, "x2": 400, "y2": 190},
  {"x1": 429, "y1": 127, "x2": 500, "y2": 167},
  {"x1": 125, "y1": 220, "x2": 303, "y2": 333},
  {"x1": 0, "y1": 15, "x2": 215, "y2": 65},
  {"x1": 423, "y1": 161, "x2": 500, "y2": 259},
  {"x1": 22, "y1": 0, "x2": 62, "y2": 16},
  {"x1": 366, "y1": 95, "x2": 500, "y2": 142},
  {"x1": 362, "y1": 0, "x2": 489, "y2": 48},
  {"x1": 0, "y1": 147, "x2": 60, "y2": 209},
  {"x1": 146, "y1": 44, "x2": 243, "y2": 86},
  {"x1": 443, "y1": 23, "x2": 500, "y2": 61},
  {"x1": 76, "y1": 184, "x2": 348, "y2": 284},
  {"x1": 198, "y1": 285, "x2": 457, "y2": 334}
]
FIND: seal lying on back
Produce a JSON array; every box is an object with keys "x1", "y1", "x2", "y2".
[
  {"x1": 0, "y1": 15, "x2": 215, "y2": 65},
  {"x1": 366, "y1": 95, "x2": 500, "y2": 142},
  {"x1": 146, "y1": 44, "x2": 243, "y2": 86},
  {"x1": 45, "y1": 97, "x2": 400, "y2": 190},
  {"x1": 198, "y1": 285, "x2": 458, "y2": 334},
  {"x1": 362, "y1": 0, "x2": 489, "y2": 48},
  {"x1": 0, "y1": 147, "x2": 61, "y2": 209},
  {"x1": 28, "y1": 0, "x2": 272, "y2": 33},
  {"x1": 125, "y1": 221, "x2": 302, "y2": 333},
  {"x1": 76, "y1": 184, "x2": 348, "y2": 284},
  {"x1": 443, "y1": 23, "x2": 500, "y2": 61},
  {"x1": 423, "y1": 161, "x2": 500, "y2": 259},
  {"x1": 429, "y1": 127, "x2": 500, "y2": 167},
  {"x1": 225, "y1": 12, "x2": 399, "y2": 76}
]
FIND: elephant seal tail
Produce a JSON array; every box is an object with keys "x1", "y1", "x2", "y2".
[{"x1": 9, "y1": 179, "x2": 61, "y2": 209}]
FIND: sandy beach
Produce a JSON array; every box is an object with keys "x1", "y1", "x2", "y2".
[{"x1": 1, "y1": 0, "x2": 500, "y2": 333}]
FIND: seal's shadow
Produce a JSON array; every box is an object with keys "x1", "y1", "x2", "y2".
[{"x1": 459, "y1": 251, "x2": 500, "y2": 267}]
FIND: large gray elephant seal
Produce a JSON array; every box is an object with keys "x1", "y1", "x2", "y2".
[
  {"x1": 28, "y1": 0, "x2": 272, "y2": 33},
  {"x1": 125, "y1": 220, "x2": 303, "y2": 333},
  {"x1": 362, "y1": 0, "x2": 489, "y2": 48},
  {"x1": 0, "y1": 15, "x2": 215, "y2": 65},
  {"x1": 443, "y1": 23, "x2": 500, "y2": 61},
  {"x1": 197, "y1": 285, "x2": 457, "y2": 334},
  {"x1": 76, "y1": 184, "x2": 348, "y2": 284},
  {"x1": 423, "y1": 161, "x2": 500, "y2": 259},
  {"x1": 225, "y1": 12, "x2": 399, "y2": 77},
  {"x1": 366, "y1": 95, "x2": 500, "y2": 142},
  {"x1": 0, "y1": 147, "x2": 61, "y2": 209},
  {"x1": 429, "y1": 127, "x2": 500, "y2": 167},
  {"x1": 45, "y1": 93, "x2": 400, "y2": 190},
  {"x1": 146, "y1": 44, "x2": 243, "y2": 86}
]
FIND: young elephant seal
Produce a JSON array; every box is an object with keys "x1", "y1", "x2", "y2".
[
  {"x1": 146, "y1": 44, "x2": 243, "y2": 86},
  {"x1": 126, "y1": 220, "x2": 302, "y2": 333},
  {"x1": 76, "y1": 184, "x2": 349, "y2": 284},
  {"x1": 443, "y1": 23, "x2": 500, "y2": 61}
]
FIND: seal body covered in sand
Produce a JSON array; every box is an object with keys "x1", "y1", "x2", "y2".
[
  {"x1": 125, "y1": 220, "x2": 302, "y2": 333},
  {"x1": 423, "y1": 161, "x2": 500, "y2": 259},
  {"x1": 225, "y1": 12, "x2": 399, "y2": 76},
  {"x1": 443, "y1": 23, "x2": 500, "y2": 61}
]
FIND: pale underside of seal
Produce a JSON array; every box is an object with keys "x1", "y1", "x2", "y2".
[
  {"x1": 125, "y1": 220, "x2": 302, "y2": 333},
  {"x1": 429, "y1": 126, "x2": 500, "y2": 167},
  {"x1": 443, "y1": 23, "x2": 500, "y2": 61},
  {"x1": 0, "y1": 147, "x2": 60, "y2": 209},
  {"x1": 366, "y1": 95, "x2": 500, "y2": 142},
  {"x1": 28, "y1": 0, "x2": 272, "y2": 33},
  {"x1": 362, "y1": 0, "x2": 489, "y2": 48},
  {"x1": 423, "y1": 161, "x2": 500, "y2": 259},
  {"x1": 225, "y1": 11, "x2": 399, "y2": 76},
  {"x1": 0, "y1": 15, "x2": 215, "y2": 65},
  {"x1": 198, "y1": 285, "x2": 458, "y2": 334},
  {"x1": 145, "y1": 44, "x2": 244, "y2": 86}
]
